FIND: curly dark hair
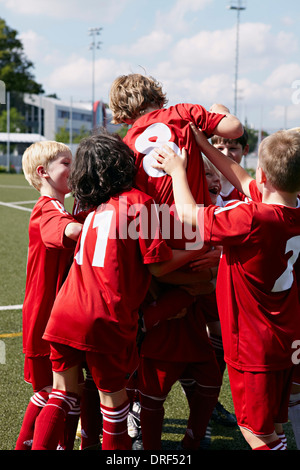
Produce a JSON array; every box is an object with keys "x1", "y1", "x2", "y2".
[{"x1": 69, "y1": 131, "x2": 136, "y2": 208}]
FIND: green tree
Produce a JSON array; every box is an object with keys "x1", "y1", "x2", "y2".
[
  {"x1": 55, "y1": 120, "x2": 70, "y2": 143},
  {"x1": 55, "y1": 121, "x2": 90, "y2": 143},
  {"x1": 73, "y1": 125, "x2": 90, "y2": 143},
  {"x1": 244, "y1": 125, "x2": 258, "y2": 153},
  {"x1": 0, "y1": 17, "x2": 44, "y2": 95},
  {"x1": 0, "y1": 107, "x2": 26, "y2": 132},
  {"x1": 244, "y1": 120, "x2": 269, "y2": 153}
]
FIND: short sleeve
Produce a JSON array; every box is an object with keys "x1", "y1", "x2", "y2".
[
  {"x1": 177, "y1": 103, "x2": 226, "y2": 137},
  {"x1": 40, "y1": 199, "x2": 78, "y2": 249},
  {"x1": 249, "y1": 180, "x2": 262, "y2": 202},
  {"x1": 203, "y1": 201, "x2": 253, "y2": 246}
]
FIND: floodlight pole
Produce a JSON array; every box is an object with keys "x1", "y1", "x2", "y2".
[
  {"x1": 88, "y1": 27, "x2": 102, "y2": 129},
  {"x1": 6, "y1": 91, "x2": 10, "y2": 172},
  {"x1": 227, "y1": 1, "x2": 246, "y2": 116}
]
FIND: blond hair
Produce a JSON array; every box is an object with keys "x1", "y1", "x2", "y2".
[
  {"x1": 109, "y1": 73, "x2": 168, "y2": 124},
  {"x1": 22, "y1": 141, "x2": 72, "y2": 191},
  {"x1": 259, "y1": 130, "x2": 300, "y2": 193},
  {"x1": 202, "y1": 155, "x2": 221, "y2": 179}
]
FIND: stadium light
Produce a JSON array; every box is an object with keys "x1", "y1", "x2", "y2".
[
  {"x1": 227, "y1": 1, "x2": 246, "y2": 116},
  {"x1": 88, "y1": 27, "x2": 102, "y2": 129}
]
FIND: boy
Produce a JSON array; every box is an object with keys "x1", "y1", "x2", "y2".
[
  {"x1": 15, "y1": 141, "x2": 82, "y2": 450},
  {"x1": 109, "y1": 73, "x2": 243, "y2": 249},
  {"x1": 193, "y1": 125, "x2": 300, "y2": 449},
  {"x1": 152, "y1": 127, "x2": 300, "y2": 450},
  {"x1": 30, "y1": 132, "x2": 205, "y2": 451},
  {"x1": 211, "y1": 129, "x2": 249, "y2": 202}
]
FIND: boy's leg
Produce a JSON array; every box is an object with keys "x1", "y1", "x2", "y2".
[
  {"x1": 240, "y1": 428, "x2": 286, "y2": 450},
  {"x1": 85, "y1": 343, "x2": 139, "y2": 450},
  {"x1": 15, "y1": 387, "x2": 51, "y2": 450},
  {"x1": 180, "y1": 359, "x2": 222, "y2": 450},
  {"x1": 139, "y1": 393, "x2": 166, "y2": 450},
  {"x1": 32, "y1": 388, "x2": 80, "y2": 450},
  {"x1": 138, "y1": 357, "x2": 185, "y2": 450},
  {"x1": 80, "y1": 367, "x2": 102, "y2": 449},
  {"x1": 15, "y1": 356, "x2": 53, "y2": 450},
  {"x1": 32, "y1": 356, "x2": 81, "y2": 450},
  {"x1": 288, "y1": 384, "x2": 300, "y2": 449},
  {"x1": 61, "y1": 391, "x2": 81, "y2": 450},
  {"x1": 99, "y1": 388, "x2": 132, "y2": 450}
]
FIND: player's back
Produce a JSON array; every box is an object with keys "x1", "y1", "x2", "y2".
[
  {"x1": 210, "y1": 199, "x2": 300, "y2": 371},
  {"x1": 124, "y1": 103, "x2": 224, "y2": 207},
  {"x1": 124, "y1": 103, "x2": 225, "y2": 249}
]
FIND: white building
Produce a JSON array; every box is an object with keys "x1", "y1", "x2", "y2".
[
  {"x1": 0, "y1": 94, "x2": 121, "y2": 170},
  {"x1": 23, "y1": 94, "x2": 119, "y2": 141}
]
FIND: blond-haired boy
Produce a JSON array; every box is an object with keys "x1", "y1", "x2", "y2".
[{"x1": 15, "y1": 141, "x2": 82, "y2": 450}]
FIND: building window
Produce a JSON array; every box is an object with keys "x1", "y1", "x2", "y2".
[{"x1": 57, "y1": 109, "x2": 92, "y2": 122}]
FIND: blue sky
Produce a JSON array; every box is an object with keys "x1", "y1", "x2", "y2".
[{"x1": 1, "y1": 0, "x2": 300, "y2": 132}]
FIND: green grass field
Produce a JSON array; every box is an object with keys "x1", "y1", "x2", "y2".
[{"x1": 0, "y1": 173, "x2": 297, "y2": 451}]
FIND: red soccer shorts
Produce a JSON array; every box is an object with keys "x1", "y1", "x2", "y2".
[
  {"x1": 24, "y1": 355, "x2": 53, "y2": 392},
  {"x1": 138, "y1": 356, "x2": 222, "y2": 399},
  {"x1": 227, "y1": 364, "x2": 293, "y2": 436},
  {"x1": 50, "y1": 341, "x2": 139, "y2": 393}
]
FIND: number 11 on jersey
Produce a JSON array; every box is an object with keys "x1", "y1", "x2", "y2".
[{"x1": 75, "y1": 210, "x2": 114, "y2": 268}]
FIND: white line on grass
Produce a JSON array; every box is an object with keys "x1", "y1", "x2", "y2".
[
  {"x1": 0, "y1": 201, "x2": 32, "y2": 212},
  {"x1": 0, "y1": 305, "x2": 23, "y2": 311},
  {"x1": 12, "y1": 200, "x2": 38, "y2": 205},
  {"x1": 0, "y1": 184, "x2": 32, "y2": 189}
]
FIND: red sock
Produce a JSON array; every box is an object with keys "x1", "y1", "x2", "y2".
[
  {"x1": 62, "y1": 396, "x2": 81, "y2": 450},
  {"x1": 140, "y1": 395, "x2": 165, "y2": 450},
  {"x1": 15, "y1": 389, "x2": 49, "y2": 450},
  {"x1": 254, "y1": 438, "x2": 287, "y2": 450},
  {"x1": 80, "y1": 373, "x2": 101, "y2": 449},
  {"x1": 100, "y1": 399, "x2": 131, "y2": 450},
  {"x1": 32, "y1": 389, "x2": 79, "y2": 450},
  {"x1": 181, "y1": 382, "x2": 220, "y2": 450},
  {"x1": 209, "y1": 334, "x2": 226, "y2": 376}
]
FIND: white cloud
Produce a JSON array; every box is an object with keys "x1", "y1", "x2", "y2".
[
  {"x1": 263, "y1": 63, "x2": 300, "y2": 89},
  {"x1": 172, "y1": 28, "x2": 235, "y2": 71},
  {"x1": 111, "y1": 30, "x2": 172, "y2": 57},
  {"x1": 19, "y1": 30, "x2": 49, "y2": 62},
  {"x1": 170, "y1": 22, "x2": 298, "y2": 78},
  {"x1": 45, "y1": 56, "x2": 131, "y2": 101},
  {"x1": 281, "y1": 16, "x2": 295, "y2": 26}
]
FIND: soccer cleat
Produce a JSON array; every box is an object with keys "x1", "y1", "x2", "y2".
[
  {"x1": 211, "y1": 401, "x2": 237, "y2": 427},
  {"x1": 127, "y1": 401, "x2": 141, "y2": 438},
  {"x1": 132, "y1": 430, "x2": 144, "y2": 450},
  {"x1": 198, "y1": 422, "x2": 212, "y2": 450}
]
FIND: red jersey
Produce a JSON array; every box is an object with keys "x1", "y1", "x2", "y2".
[
  {"x1": 22, "y1": 196, "x2": 78, "y2": 357},
  {"x1": 43, "y1": 189, "x2": 172, "y2": 354},
  {"x1": 202, "y1": 199, "x2": 300, "y2": 372},
  {"x1": 124, "y1": 103, "x2": 225, "y2": 249}
]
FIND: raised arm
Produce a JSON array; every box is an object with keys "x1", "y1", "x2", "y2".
[
  {"x1": 190, "y1": 122, "x2": 253, "y2": 198},
  {"x1": 209, "y1": 103, "x2": 243, "y2": 139}
]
